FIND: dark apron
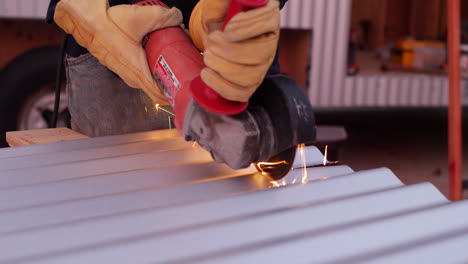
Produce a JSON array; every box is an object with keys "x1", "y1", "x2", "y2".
[{"x1": 65, "y1": 53, "x2": 173, "y2": 137}]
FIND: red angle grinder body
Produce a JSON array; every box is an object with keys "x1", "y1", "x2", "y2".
[
  {"x1": 138, "y1": 0, "x2": 264, "y2": 129},
  {"x1": 136, "y1": 0, "x2": 316, "y2": 177},
  {"x1": 138, "y1": 0, "x2": 202, "y2": 131}
]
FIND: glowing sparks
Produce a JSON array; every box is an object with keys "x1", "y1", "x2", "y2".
[
  {"x1": 270, "y1": 181, "x2": 280, "y2": 188},
  {"x1": 256, "y1": 160, "x2": 289, "y2": 177},
  {"x1": 144, "y1": 106, "x2": 148, "y2": 113},
  {"x1": 299, "y1": 144, "x2": 308, "y2": 184},
  {"x1": 270, "y1": 178, "x2": 288, "y2": 188},
  {"x1": 323, "y1": 145, "x2": 329, "y2": 166},
  {"x1": 154, "y1": 104, "x2": 175, "y2": 116},
  {"x1": 266, "y1": 144, "x2": 339, "y2": 188},
  {"x1": 257, "y1": 161, "x2": 288, "y2": 168}
]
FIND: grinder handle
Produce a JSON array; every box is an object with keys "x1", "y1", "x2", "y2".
[
  {"x1": 189, "y1": 0, "x2": 269, "y2": 115},
  {"x1": 223, "y1": 0, "x2": 269, "y2": 28}
]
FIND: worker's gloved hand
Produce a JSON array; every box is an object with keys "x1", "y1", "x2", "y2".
[
  {"x1": 189, "y1": 0, "x2": 280, "y2": 102},
  {"x1": 54, "y1": 0, "x2": 182, "y2": 104}
]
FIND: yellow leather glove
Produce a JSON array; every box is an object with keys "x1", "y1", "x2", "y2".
[
  {"x1": 54, "y1": 0, "x2": 182, "y2": 104},
  {"x1": 189, "y1": 0, "x2": 280, "y2": 102}
]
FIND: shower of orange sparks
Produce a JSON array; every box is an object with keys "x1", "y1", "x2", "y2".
[
  {"x1": 265, "y1": 144, "x2": 310, "y2": 187},
  {"x1": 266, "y1": 144, "x2": 340, "y2": 188},
  {"x1": 257, "y1": 160, "x2": 288, "y2": 187}
]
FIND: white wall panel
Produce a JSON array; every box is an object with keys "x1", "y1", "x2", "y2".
[{"x1": 0, "y1": 0, "x2": 49, "y2": 19}]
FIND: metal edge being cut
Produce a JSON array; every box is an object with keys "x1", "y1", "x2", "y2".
[{"x1": 255, "y1": 145, "x2": 339, "y2": 182}]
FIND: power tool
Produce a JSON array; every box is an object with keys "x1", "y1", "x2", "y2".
[{"x1": 137, "y1": 0, "x2": 316, "y2": 179}]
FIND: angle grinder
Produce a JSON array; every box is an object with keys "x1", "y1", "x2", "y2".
[{"x1": 137, "y1": 0, "x2": 316, "y2": 179}]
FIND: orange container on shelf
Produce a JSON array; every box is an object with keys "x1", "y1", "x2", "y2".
[{"x1": 391, "y1": 38, "x2": 446, "y2": 69}]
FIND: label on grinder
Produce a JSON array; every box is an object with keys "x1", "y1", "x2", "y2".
[{"x1": 154, "y1": 55, "x2": 181, "y2": 106}]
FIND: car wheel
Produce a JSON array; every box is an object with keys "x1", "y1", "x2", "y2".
[{"x1": 0, "y1": 46, "x2": 69, "y2": 147}]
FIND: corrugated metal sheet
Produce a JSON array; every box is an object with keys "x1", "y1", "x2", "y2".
[
  {"x1": 0, "y1": 129, "x2": 467, "y2": 263},
  {"x1": 281, "y1": 0, "x2": 352, "y2": 108},
  {"x1": 336, "y1": 75, "x2": 468, "y2": 107},
  {"x1": 0, "y1": 0, "x2": 49, "y2": 19},
  {"x1": 280, "y1": 0, "x2": 468, "y2": 108}
]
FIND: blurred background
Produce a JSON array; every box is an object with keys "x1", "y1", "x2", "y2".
[{"x1": 0, "y1": 0, "x2": 467, "y2": 198}]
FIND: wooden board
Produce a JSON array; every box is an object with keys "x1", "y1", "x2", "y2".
[{"x1": 6, "y1": 128, "x2": 88, "y2": 147}]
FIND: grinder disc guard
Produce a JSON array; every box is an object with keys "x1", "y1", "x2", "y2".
[{"x1": 184, "y1": 74, "x2": 316, "y2": 175}]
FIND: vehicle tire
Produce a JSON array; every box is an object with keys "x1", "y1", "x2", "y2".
[{"x1": 0, "y1": 46, "x2": 69, "y2": 147}]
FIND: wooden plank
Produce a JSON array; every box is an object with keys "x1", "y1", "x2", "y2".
[{"x1": 6, "y1": 128, "x2": 88, "y2": 147}]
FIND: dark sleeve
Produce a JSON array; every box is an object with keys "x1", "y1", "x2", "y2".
[
  {"x1": 161, "y1": 0, "x2": 285, "y2": 29},
  {"x1": 47, "y1": 0, "x2": 131, "y2": 24},
  {"x1": 47, "y1": 0, "x2": 131, "y2": 57},
  {"x1": 46, "y1": 0, "x2": 59, "y2": 24},
  {"x1": 279, "y1": 0, "x2": 288, "y2": 9},
  {"x1": 161, "y1": 0, "x2": 199, "y2": 28},
  {"x1": 267, "y1": 0, "x2": 288, "y2": 75}
]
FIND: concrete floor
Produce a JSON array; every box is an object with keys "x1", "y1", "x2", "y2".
[{"x1": 315, "y1": 108, "x2": 468, "y2": 199}]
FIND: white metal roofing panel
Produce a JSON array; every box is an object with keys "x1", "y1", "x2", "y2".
[
  {"x1": 3, "y1": 183, "x2": 445, "y2": 264},
  {"x1": 0, "y1": 173, "x2": 266, "y2": 233},
  {"x1": 0, "y1": 162, "x2": 256, "y2": 211},
  {"x1": 0, "y1": 165, "x2": 352, "y2": 236},
  {"x1": 362, "y1": 228, "x2": 468, "y2": 263},
  {"x1": 0, "y1": 146, "x2": 214, "y2": 189},
  {"x1": 0, "y1": 130, "x2": 465, "y2": 262},
  {"x1": 0, "y1": 138, "x2": 191, "y2": 171},
  {"x1": 200, "y1": 202, "x2": 468, "y2": 264},
  {"x1": 0, "y1": 167, "x2": 396, "y2": 234}
]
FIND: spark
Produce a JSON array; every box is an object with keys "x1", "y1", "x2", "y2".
[
  {"x1": 154, "y1": 104, "x2": 175, "y2": 116},
  {"x1": 300, "y1": 143, "x2": 308, "y2": 184},
  {"x1": 270, "y1": 181, "x2": 280, "y2": 188},
  {"x1": 323, "y1": 145, "x2": 328, "y2": 166},
  {"x1": 144, "y1": 106, "x2": 148, "y2": 113},
  {"x1": 257, "y1": 161, "x2": 288, "y2": 168}
]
